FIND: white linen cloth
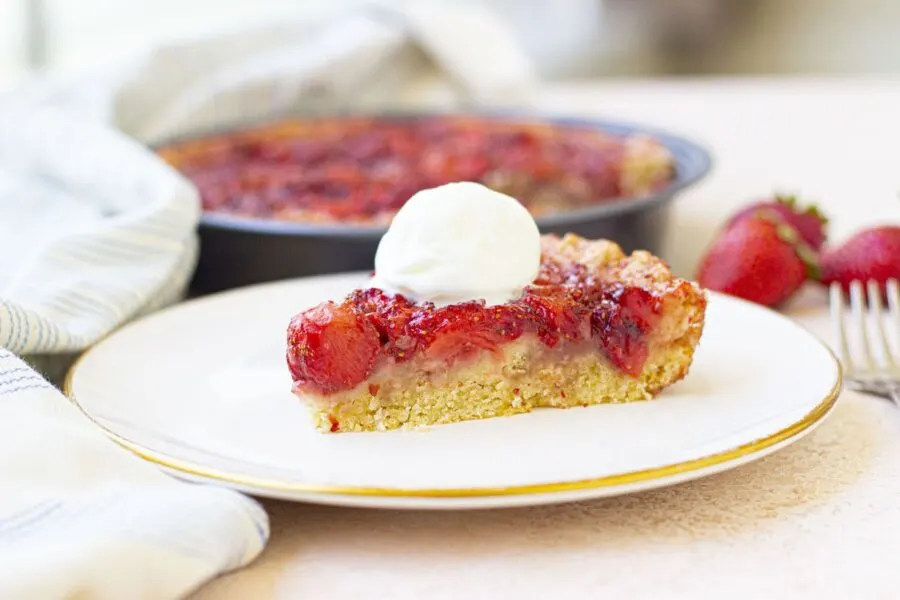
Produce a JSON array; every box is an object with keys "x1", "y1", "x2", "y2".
[
  {"x1": 0, "y1": 350, "x2": 269, "y2": 600},
  {"x1": 0, "y1": 3, "x2": 537, "y2": 599}
]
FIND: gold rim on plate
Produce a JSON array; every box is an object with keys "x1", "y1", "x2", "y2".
[{"x1": 64, "y1": 351, "x2": 843, "y2": 500}]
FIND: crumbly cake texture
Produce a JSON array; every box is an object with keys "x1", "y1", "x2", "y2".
[
  {"x1": 291, "y1": 234, "x2": 707, "y2": 433},
  {"x1": 312, "y1": 338, "x2": 698, "y2": 433}
]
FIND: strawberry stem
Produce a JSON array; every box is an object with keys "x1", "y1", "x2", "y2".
[
  {"x1": 776, "y1": 192, "x2": 828, "y2": 226},
  {"x1": 761, "y1": 210, "x2": 821, "y2": 280},
  {"x1": 795, "y1": 243, "x2": 821, "y2": 280},
  {"x1": 775, "y1": 193, "x2": 797, "y2": 208}
]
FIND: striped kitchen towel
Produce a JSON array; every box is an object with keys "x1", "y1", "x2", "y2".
[
  {"x1": 0, "y1": 349, "x2": 269, "y2": 600},
  {"x1": 0, "y1": 106, "x2": 199, "y2": 359},
  {"x1": 0, "y1": 106, "x2": 269, "y2": 599}
]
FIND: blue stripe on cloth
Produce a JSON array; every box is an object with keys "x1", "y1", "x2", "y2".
[
  {"x1": 0, "y1": 305, "x2": 7, "y2": 349},
  {"x1": 87, "y1": 234, "x2": 182, "y2": 255},
  {"x1": 5, "y1": 301, "x2": 20, "y2": 353},
  {"x1": 62, "y1": 244, "x2": 149, "y2": 266},
  {"x1": 0, "y1": 501, "x2": 62, "y2": 536},
  {"x1": 0, "y1": 367, "x2": 33, "y2": 377},
  {"x1": 33, "y1": 308, "x2": 45, "y2": 351},
  {"x1": 0, "y1": 373, "x2": 46, "y2": 388},
  {"x1": 0, "y1": 490, "x2": 264, "y2": 568},
  {"x1": 0, "y1": 107, "x2": 199, "y2": 358},
  {"x1": 0, "y1": 351, "x2": 51, "y2": 396},
  {"x1": 13, "y1": 298, "x2": 29, "y2": 351},
  {"x1": 1, "y1": 242, "x2": 194, "y2": 355},
  {"x1": 212, "y1": 496, "x2": 270, "y2": 570},
  {"x1": 0, "y1": 302, "x2": 40, "y2": 353},
  {"x1": 2, "y1": 302, "x2": 14, "y2": 351},
  {"x1": 0, "y1": 382, "x2": 53, "y2": 397},
  {"x1": 71, "y1": 290, "x2": 129, "y2": 323},
  {"x1": 52, "y1": 291, "x2": 115, "y2": 319},
  {"x1": 0, "y1": 501, "x2": 53, "y2": 527},
  {"x1": 5, "y1": 313, "x2": 75, "y2": 353},
  {"x1": 51, "y1": 314, "x2": 61, "y2": 349},
  {"x1": 41, "y1": 238, "x2": 175, "y2": 270},
  {"x1": 59, "y1": 234, "x2": 182, "y2": 264},
  {"x1": 13, "y1": 302, "x2": 27, "y2": 352},
  {"x1": 40, "y1": 294, "x2": 98, "y2": 318},
  {"x1": 122, "y1": 219, "x2": 190, "y2": 240}
]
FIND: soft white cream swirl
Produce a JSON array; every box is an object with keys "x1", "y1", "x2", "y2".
[{"x1": 370, "y1": 181, "x2": 541, "y2": 306}]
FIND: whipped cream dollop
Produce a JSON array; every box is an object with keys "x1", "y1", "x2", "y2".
[{"x1": 370, "y1": 181, "x2": 541, "y2": 306}]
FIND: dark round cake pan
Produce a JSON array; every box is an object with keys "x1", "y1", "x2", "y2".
[{"x1": 169, "y1": 114, "x2": 712, "y2": 294}]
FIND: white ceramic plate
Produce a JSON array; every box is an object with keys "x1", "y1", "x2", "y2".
[{"x1": 67, "y1": 273, "x2": 841, "y2": 510}]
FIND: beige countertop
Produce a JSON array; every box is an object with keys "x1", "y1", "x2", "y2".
[{"x1": 192, "y1": 78, "x2": 900, "y2": 599}]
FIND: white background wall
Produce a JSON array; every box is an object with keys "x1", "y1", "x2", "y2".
[
  {"x1": 715, "y1": 0, "x2": 900, "y2": 74},
  {"x1": 2, "y1": 0, "x2": 900, "y2": 91},
  {"x1": 1, "y1": 1, "x2": 26, "y2": 83}
]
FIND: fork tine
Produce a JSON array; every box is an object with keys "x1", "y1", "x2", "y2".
[
  {"x1": 887, "y1": 279, "x2": 900, "y2": 331},
  {"x1": 830, "y1": 282, "x2": 854, "y2": 372},
  {"x1": 868, "y1": 279, "x2": 895, "y2": 367},
  {"x1": 887, "y1": 280, "x2": 900, "y2": 361},
  {"x1": 849, "y1": 280, "x2": 875, "y2": 373}
]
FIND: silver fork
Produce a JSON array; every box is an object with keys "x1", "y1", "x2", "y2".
[{"x1": 830, "y1": 279, "x2": 900, "y2": 405}]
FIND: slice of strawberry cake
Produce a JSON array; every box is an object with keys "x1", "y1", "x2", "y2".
[{"x1": 286, "y1": 182, "x2": 707, "y2": 432}]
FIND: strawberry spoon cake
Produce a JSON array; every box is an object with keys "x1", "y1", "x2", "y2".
[{"x1": 286, "y1": 182, "x2": 707, "y2": 432}]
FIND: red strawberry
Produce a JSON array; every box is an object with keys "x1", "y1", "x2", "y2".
[
  {"x1": 697, "y1": 215, "x2": 818, "y2": 307},
  {"x1": 408, "y1": 301, "x2": 505, "y2": 364},
  {"x1": 820, "y1": 226, "x2": 900, "y2": 294},
  {"x1": 727, "y1": 194, "x2": 828, "y2": 250},
  {"x1": 286, "y1": 301, "x2": 380, "y2": 394},
  {"x1": 591, "y1": 287, "x2": 662, "y2": 376},
  {"x1": 520, "y1": 292, "x2": 585, "y2": 348}
]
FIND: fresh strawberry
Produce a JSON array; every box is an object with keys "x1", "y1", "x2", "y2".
[
  {"x1": 727, "y1": 194, "x2": 828, "y2": 250},
  {"x1": 820, "y1": 226, "x2": 900, "y2": 294},
  {"x1": 286, "y1": 301, "x2": 380, "y2": 394},
  {"x1": 697, "y1": 215, "x2": 818, "y2": 307}
]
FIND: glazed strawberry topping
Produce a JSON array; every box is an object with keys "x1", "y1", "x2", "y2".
[
  {"x1": 287, "y1": 263, "x2": 664, "y2": 394},
  {"x1": 163, "y1": 116, "x2": 674, "y2": 224},
  {"x1": 591, "y1": 287, "x2": 663, "y2": 377},
  {"x1": 286, "y1": 302, "x2": 380, "y2": 394},
  {"x1": 519, "y1": 289, "x2": 587, "y2": 348}
]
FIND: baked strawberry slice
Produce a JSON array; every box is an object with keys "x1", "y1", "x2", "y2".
[
  {"x1": 348, "y1": 288, "x2": 419, "y2": 361},
  {"x1": 408, "y1": 301, "x2": 505, "y2": 365},
  {"x1": 486, "y1": 304, "x2": 528, "y2": 341},
  {"x1": 283, "y1": 233, "x2": 708, "y2": 433},
  {"x1": 520, "y1": 290, "x2": 586, "y2": 348},
  {"x1": 287, "y1": 301, "x2": 380, "y2": 394},
  {"x1": 591, "y1": 287, "x2": 662, "y2": 376}
]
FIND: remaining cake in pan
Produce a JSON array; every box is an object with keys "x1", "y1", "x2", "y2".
[
  {"x1": 158, "y1": 115, "x2": 675, "y2": 225},
  {"x1": 285, "y1": 182, "x2": 706, "y2": 432}
]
